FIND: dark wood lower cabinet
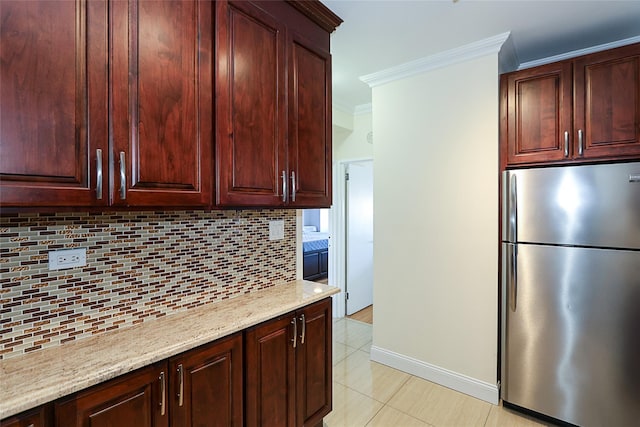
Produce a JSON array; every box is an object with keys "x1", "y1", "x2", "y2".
[
  {"x1": 245, "y1": 298, "x2": 332, "y2": 427},
  {"x1": 169, "y1": 334, "x2": 243, "y2": 427},
  {"x1": 0, "y1": 405, "x2": 52, "y2": 427},
  {"x1": 2, "y1": 301, "x2": 331, "y2": 427},
  {"x1": 55, "y1": 363, "x2": 168, "y2": 427},
  {"x1": 53, "y1": 333, "x2": 243, "y2": 427}
]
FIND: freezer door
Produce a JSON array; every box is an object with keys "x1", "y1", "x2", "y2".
[
  {"x1": 503, "y1": 162, "x2": 640, "y2": 249},
  {"x1": 502, "y1": 243, "x2": 640, "y2": 427}
]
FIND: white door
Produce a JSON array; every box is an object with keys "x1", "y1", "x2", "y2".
[{"x1": 346, "y1": 161, "x2": 373, "y2": 315}]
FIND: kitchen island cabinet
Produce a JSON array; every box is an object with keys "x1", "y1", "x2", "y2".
[
  {"x1": 215, "y1": 0, "x2": 340, "y2": 208},
  {"x1": 245, "y1": 298, "x2": 332, "y2": 427},
  {"x1": 501, "y1": 42, "x2": 640, "y2": 168}
]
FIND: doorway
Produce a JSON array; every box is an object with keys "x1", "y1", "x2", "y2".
[{"x1": 345, "y1": 160, "x2": 373, "y2": 317}]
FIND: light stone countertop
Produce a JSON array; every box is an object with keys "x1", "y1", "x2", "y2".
[{"x1": 0, "y1": 280, "x2": 339, "y2": 420}]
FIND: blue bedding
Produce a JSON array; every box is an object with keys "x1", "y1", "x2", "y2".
[{"x1": 303, "y1": 239, "x2": 328, "y2": 252}]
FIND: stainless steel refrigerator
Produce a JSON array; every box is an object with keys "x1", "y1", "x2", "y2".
[{"x1": 501, "y1": 162, "x2": 640, "y2": 427}]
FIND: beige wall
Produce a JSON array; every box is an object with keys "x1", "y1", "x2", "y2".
[
  {"x1": 371, "y1": 54, "x2": 499, "y2": 395},
  {"x1": 333, "y1": 111, "x2": 373, "y2": 161}
]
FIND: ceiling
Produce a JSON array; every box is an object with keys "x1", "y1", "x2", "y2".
[{"x1": 323, "y1": 0, "x2": 640, "y2": 112}]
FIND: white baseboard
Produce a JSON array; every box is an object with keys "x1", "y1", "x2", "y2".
[{"x1": 370, "y1": 345, "x2": 499, "y2": 405}]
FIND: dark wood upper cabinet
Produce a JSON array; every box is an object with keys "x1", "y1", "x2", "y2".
[
  {"x1": 111, "y1": 0, "x2": 212, "y2": 207},
  {"x1": 0, "y1": 0, "x2": 109, "y2": 207},
  {"x1": 501, "y1": 42, "x2": 640, "y2": 168},
  {"x1": 503, "y1": 62, "x2": 573, "y2": 165},
  {"x1": 55, "y1": 363, "x2": 168, "y2": 427},
  {"x1": 215, "y1": 0, "x2": 287, "y2": 206},
  {"x1": 1, "y1": 0, "x2": 212, "y2": 209},
  {"x1": 574, "y1": 43, "x2": 640, "y2": 160},
  {"x1": 1, "y1": 0, "x2": 339, "y2": 210},
  {"x1": 288, "y1": 31, "x2": 332, "y2": 207},
  {"x1": 216, "y1": 0, "x2": 340, "y2": 208},
  {"x1": 169, "y1": 333, "x2": 243, "y2": 427},
  {"x1": 245, "y1": 297, "x2": 332, "y2": 427}
]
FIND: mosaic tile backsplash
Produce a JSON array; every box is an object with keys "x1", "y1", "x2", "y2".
[{"x1": 0, "y1": 209, "x2": 296, "y2": 360}]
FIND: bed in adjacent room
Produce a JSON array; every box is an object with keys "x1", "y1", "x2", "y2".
[{"x1": 302, "y1": 226, "x2": 329, "y2": 281}]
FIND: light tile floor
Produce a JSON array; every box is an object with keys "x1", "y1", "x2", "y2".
[{"x1": 325, "y1": 318, "x2": 555, "y2": 427}]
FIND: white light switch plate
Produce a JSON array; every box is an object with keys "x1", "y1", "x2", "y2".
[
  {"x1": 269, "y1": 220, "x2": 285, "y2": 240},
  {"x1": 49, "y1": 248, "x2": 86, "y2": 270}
]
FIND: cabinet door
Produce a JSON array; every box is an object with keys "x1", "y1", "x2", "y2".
[
  {"x1": 295, "y1": 299, "x2": 332, "y2": 427},
  {"x1": 288, "y1": 32, "x2": 332, "y2": 207},
  {"x1": 574, "y1": 43, "x2": 640, "y2": 161},
  {"x1": 170, "y1": 333, "x2": 243, "y2": 427},
  {"x1": 111, "y1": 0, "x2": 212, "y2": 207},
  {"x1": 245, "y1": 315, "x2": 296, "y2": 427},
  {"x1": 504, "y1": 61, "x2": 573, "y2": 166},
  {"x1": 0, "y1": 0, "x2": 108, "y2": 207},
  {"x1": 216, "y1": 0, "x2": 287, "y2": 207},
  {"x1": 55, "y1": 363, "x2": 168, "y2": 427},
  {"x1": 0, "y1": 405, "x2": 51, "y2": 427}
]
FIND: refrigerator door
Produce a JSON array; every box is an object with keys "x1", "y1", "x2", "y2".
[
  {"x1": 502, "y1": 243, "x2": 640, "y2": 427},
  {"x1": 502, "y1": 162, "x2": 640, "y2": 249}
]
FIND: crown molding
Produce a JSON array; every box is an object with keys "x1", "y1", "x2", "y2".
[
  {"x1": 332, "y1": 101, "x2": 354, "y2": 115},
  {"x1": 354, "y1": 103, "x2": 372, "y2": 116},
  {"x1": 360, "y1": 32, "x2": 511, "y2": 88},
  {"x1": 518, "y1": 35, "x2": 640, "y2": 70}
]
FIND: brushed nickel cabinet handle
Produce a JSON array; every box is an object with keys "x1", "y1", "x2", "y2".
[
  {"x1": 282, "y1": 170, "x2": 287, "y2": 203},
  {"x1": 177, "y1": 364, "x2": 184, "y2": 407},
  {"x1": 96, "y1": 149, "x2": 103, "y2": 200},
  {"x1": 291, "y1": 171, "x2": 296, "y2": 202},
  {"x1": 159, "y1": 371, "x2": 166, "y2": 416},
  {"x1": 300, "y1": 314, "x2": 306, "y2": 344},
  {"x1": 563, "y1": 131, "x2": 569, "y2": 157},
  {"x1": 119, "y1": 151, "x2": 126, "y2": 200},
  {"x1": 578, "y1": 129, "x2": 584, "y2": 156},
  {"x1": 291, "y1": 318, "x2": 297, "y2": 348}
]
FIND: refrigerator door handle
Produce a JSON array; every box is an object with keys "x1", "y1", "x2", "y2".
[
  {"x1": 509, "y1": 174, "x2": 517, "y2": 242},
  {"x1": 510, "y1": 245, "x2": 517, "y2": 312},
  {"x1": 502, "y1": 172, "x2": 518, "y2": 242}
]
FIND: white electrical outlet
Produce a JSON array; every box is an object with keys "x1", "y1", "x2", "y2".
[
  {"x1": 269, "y1": 220, "x2": 285, "y2": 240},
  {"x1": 48, "y1": 248, "x2": 87, "y2": 270}
]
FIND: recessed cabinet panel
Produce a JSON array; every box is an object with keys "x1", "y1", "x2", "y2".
[
  {"x1": 576, "y1": 46, "x2": 640, "y2": 159},
  {"x1": 111, "y1": 0, "x2": 212, "y2": 207},
  {"x1": 296, "y1": 300, "x2": 332, "y2": 426},
  {"x1": 0, "y1": 0, "x2": 108, "y2": 207},
  {"x1": 505, "y1": 62, "x2": 572, "y2": 166},
  {"x1": 55, "y1": 363, "x2": 167, "y2": 427},
  {"x1": 288, "y1": 38, "x2": 332, "y2": 207},
  {"x1": 502, "y1": 42, "x2": 640, "y2": 168},
  {"x1": 216, "y1": 0, "x2": 286, "y2": 206}
]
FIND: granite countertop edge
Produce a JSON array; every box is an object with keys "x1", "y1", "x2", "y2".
[{"x1": 0, "y1": 280, "x2": 339, "y2": 420}]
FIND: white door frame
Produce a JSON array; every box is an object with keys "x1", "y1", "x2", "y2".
[{"x1": 329, "y1": 157, "x2": 373, "y2": 318}]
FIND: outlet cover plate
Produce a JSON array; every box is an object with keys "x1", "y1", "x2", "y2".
[
  {"x1": 269, "y1": 220, "x2": 285, "y2": 240},
  {"x1": 49, "y1": 248, "x2": 87, "y2": 270}
]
